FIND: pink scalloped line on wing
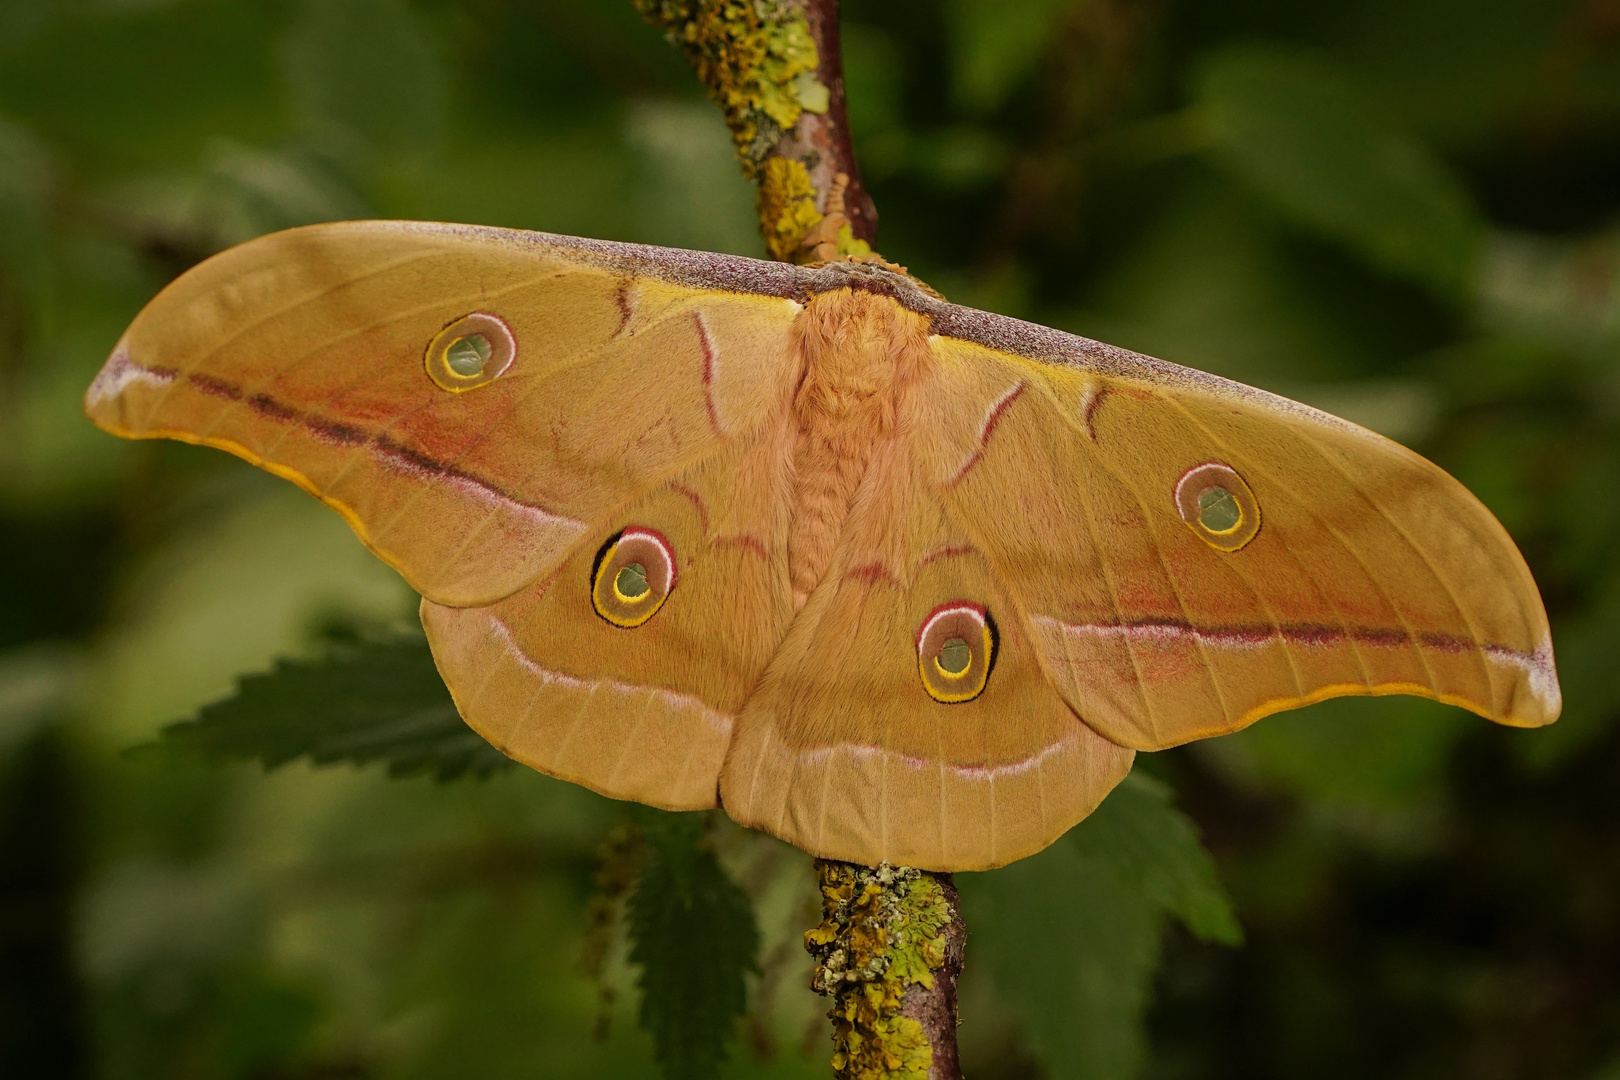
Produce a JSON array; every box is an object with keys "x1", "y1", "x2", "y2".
[
  {"x1": 669, "y1": 481, "x2": 710, "y2": 534},
  {"x1": 711, "y1": 534, "x2": 769, "y2": 558},
  {"x1": 485, "y1": 612, "x2": 734, "y2": 738},
  {"x1": 614, "y1": 279, "x2": 635, "y2": 337},
  {"x1": 845, "y1": 560, "x2": 903, "y2": 587},
  {"x1": 761, "y1": 719, "x2": 1086, "y2": 780},
  {"x1": 1077, "y1": 382, "x2": 1106, "y2": 440}
]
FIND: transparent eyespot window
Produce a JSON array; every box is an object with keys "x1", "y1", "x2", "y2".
[
  {"x1": 1174, "y1": 462, "x2": 1261, "y2": 551},
  {"x1": 916, "y1": 602, "x2": 994, "y2": 704},
  {"x1": 592, "y1": 527, "x2": 677, "y2": 628},
  {"x1": 425, "y1": 313, "x2": 516, "y2": 392}
]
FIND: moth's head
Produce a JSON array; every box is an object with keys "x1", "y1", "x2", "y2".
[{"x1": 795, "y1": 257, "x2": 948, "y2": 316}]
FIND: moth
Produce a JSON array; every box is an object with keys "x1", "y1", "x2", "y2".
[{"x1": 84, "y1": 222, "x2": 1560, "y2": 871}]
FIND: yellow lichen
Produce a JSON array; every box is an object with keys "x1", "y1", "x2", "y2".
[
  {"x1": 634, "y1": 0, "x2": 829, "y2": 174},
  {"x1": 805, "y1": 862, "x2": 950, "y2": 1079},
  {"x1": 758, "y1": 156, "x2": 823, "y2": 262},
  {"x1": 835, "y1": 223, "x2": 874, "y2": 261}
]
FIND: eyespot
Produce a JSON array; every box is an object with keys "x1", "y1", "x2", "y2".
[
  {"x1": 592, "y1": 527, "x2": 677, "y2": 627},
  {"x1": 916, "y1": 602, "x2": 995, "y2": 704},
  {"x1": 425, "y1": 313, "x2": 516, "y2": 392},
  {"x1": 1175, "y1": 462, "x2": 1260, "y2": 551},
  {"x1": 614, "y1": 563, "x2": 650, "y2": 601}
]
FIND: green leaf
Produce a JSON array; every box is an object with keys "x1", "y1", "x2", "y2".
[
  {"x1": 961, "y1": 772, "x2": 1239, "y2": 1080},
  {"x1": 1071, "y1": 772, "x2": 1242, "y2": 946},
  {"x1": 966, "y1": 834, "x2": 1159, "y2": 1080},
  {"x1": 626, "y1": 807, "x2": 758, "y2": 1080},
  {"x1": 154, "y1": 637, "x2": 511, "y2": 782},
  {"x1": 1194, "y1": 43, "x2": 1482, "y2": 299}
]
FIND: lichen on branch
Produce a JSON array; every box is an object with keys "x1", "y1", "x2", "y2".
[
  {"x1": 634, "y1": 0, "x2": 830, "y2": 174},
  {"x1": 634, "y1": 0, "x2": 880, "y2": 263},
  {"x1": 759, "y1": 160, "x2": 872, "y2": 262},
  {"x1": 805, "y1": 862, "x2": 953, "y2": 1078}
]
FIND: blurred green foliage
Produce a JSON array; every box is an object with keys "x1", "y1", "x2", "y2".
[{"x1": 2, "y1": 0, "x2": 1619, "y2": 1078}]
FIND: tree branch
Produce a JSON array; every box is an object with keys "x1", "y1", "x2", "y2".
[
  {"x1": 806, "y1": 862, "x2": 966, "y2": 1080},
  {"x1": 634, "y1": 5, "x2": 965, "y2": 1076},
  {"x1": 633, "y1": 0, "x2": 881, "y2": 262},
  {"x1": 775, "y1": 0, "x2": 877, "y2": 248}
]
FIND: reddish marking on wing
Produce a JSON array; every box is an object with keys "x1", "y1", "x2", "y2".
[
  {"x1": 1053, "y1": 616, "x2": 1481, "y2": 654},
  {"x1": 949, "y1": 381, "x2": 1024, "y2": 486},
  {"x1": 166, "y1": 367, "x2": 567, "y2": 519},
  {"x1": 846, "y1": 560, "x2": 901, "y2": 587},
  {"x1": 189, "y1": 372, "x2": 242, "y2": 402},
  {"x1": 670, "y1": 481, "x2": 710, "y2": 535},
  {"x1": 1044, "y1": 615, "x2": 1561, "y2": 708},
  {"x1": 695, "y1": 311, "x2": 723, "y2": 434},
  {"x1": 978, "y1": 382, "x2": 1024, "y2": 445},
  {"x1": 614, "y1": 279, "x2": 634, "y2": 336},
  {"x1": 712, "y1": 534, "x2": 768, "y2": 558},
  {"x1": 1079, "y1": 383, "x2": 1107, "y2": 440},
  {"x1": 919, "y1": 543, "x2": 975, "y2": 567},
  {"x1": 915, "y1": 600, "x2": 988, "y2": 651},
  {"x1": 483, "y1": 611, "x2": 734, "y2": 736}
]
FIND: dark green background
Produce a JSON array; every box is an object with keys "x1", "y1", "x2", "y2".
[{"x1": 2, "y1": 0, "x2": 1618, "y2": 1077}]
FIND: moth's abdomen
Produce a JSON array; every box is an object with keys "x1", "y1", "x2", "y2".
[{"x1": 785, "y1": 289, "x2": 932, "y2": 607}]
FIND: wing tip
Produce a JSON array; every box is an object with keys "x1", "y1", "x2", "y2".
[{"x1": 84, "y1": 337, "x2": 170, "y2": 429}]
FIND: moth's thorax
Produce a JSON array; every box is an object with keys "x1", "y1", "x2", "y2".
[{"x1": 785, "y1": 289, "x2": 932, "y2": 608}]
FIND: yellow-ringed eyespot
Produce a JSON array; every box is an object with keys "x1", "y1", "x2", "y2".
[
  {"x1": 916, "y1": 601, "x2": 995, "y2": 704},
  {"x1": 1174, "y1": 462, "x2": 1261, "y2": 552},
  {"x1": 591, "y1": 527, "x2": 677, "y2": 628},
  {"x1": 425, "y1": 312, "x2": 516, "y2": 392}
]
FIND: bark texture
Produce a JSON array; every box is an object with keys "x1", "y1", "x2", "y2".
[
  {"x1": 900, "y1": 874, "x2": 966, "y2": 1080},
  {"x1": 776, "y1": 0, "x2": 877, "y2": 245},
  {"x1": 635, "y1": 4, "x2": 964, "y2": 1075},
  {"x1": 805, "y1": 861, "x2": 966, "y2": 1079}
]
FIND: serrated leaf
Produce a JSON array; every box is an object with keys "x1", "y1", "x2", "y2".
[
  {"x1": 1070, "y1": 772, "x2": 1242, "y2": 946},
  {"x1": 961, "y1": 772, "x2": 1240, "y2": 1080},
  {"x1": 626, "y1": 808, "x2": 758, "y2": 1080},
  {"x1": 965, "y1": 836, "x2": 1159, "y2": 1080},
  {"x1": 1195, "y1": 43, "x2": 1481, "y2": 298},
  {"x1": 153, "y1": 637, "x2": 510, "y2": 782}
]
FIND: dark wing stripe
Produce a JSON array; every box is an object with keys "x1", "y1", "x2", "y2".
[{"x1": 116, "y1": 359, "x2": 575, "y2": 525}]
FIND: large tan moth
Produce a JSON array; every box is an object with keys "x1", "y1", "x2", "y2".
[{"x1": 83, "y1": 220, "x2": 1560, "y2": 872}]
